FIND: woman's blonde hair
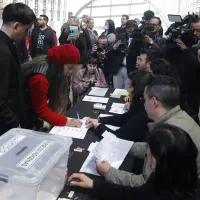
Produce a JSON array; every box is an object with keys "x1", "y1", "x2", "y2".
[{"x1": 61, "y1": 16, "x2": 80, "y2": 33}]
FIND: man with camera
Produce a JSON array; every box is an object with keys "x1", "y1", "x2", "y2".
[
  {"x1": 143, "y1": 17, "x2": 166, "y2": 56},
  {"x1": 112, "y1": 20, "x2": 145, "y2": 89},
  {"x1": 90, "y1": 34, "x2": 118, "y2": 87},
  {"x1": 175, "y1": 17, "x2": 200, "y2": 119}
]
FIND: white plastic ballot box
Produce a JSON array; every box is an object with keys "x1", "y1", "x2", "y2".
[{"x1": 0, "y1": 128, "x2": 72, "y2": 200}]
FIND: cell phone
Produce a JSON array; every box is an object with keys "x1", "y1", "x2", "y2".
[{"x1": 69, "y1": 26, "x2": 78, "y2": 38}]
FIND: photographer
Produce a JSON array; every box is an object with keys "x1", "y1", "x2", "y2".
[
  {"x1": 90, "y1": 34, "x2": 120, "y2": 87},
  {"x1": 176, "y1": 18, "x2": 200, "y2": 66},
  {"x1": 111, "y1": 20, "x2": 145, "y2": 88},
  {"x1": 143, "y1": 17, "x2": 166, "y2": 56},
  {"x1": 167, "y1": 17, "x2": 200, "y2": 119}
]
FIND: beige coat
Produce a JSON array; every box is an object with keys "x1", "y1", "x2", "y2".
[{"x1": 105, "y1": 106, "x2": 200, "y2": 187}]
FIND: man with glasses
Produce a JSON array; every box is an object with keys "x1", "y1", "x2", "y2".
[
  {"x1": 176, "y1": 17, "x2": 200, "y2": 119},
  {"x1": 143, "y1": 17, "x2": 166, "y2": 56}
]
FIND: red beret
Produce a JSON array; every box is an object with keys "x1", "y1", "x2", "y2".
[{"x1": 48, "y1": 44, "x2": 80, "y2": 65}]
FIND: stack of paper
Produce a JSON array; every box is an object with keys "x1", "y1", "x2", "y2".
[
  {"x1": 50, "y1": 120, "x2": 88, "y2": 139},
  {"x1": 87, "y1": 141, "x2": 99, "y2": 152},
  {"x1": 80, "y1": 132, "x2": 133, "y2": 176},
  {"x1": 82, "y1": 96, "x2": 109, "y2": 104},
  {"x1": 105, "y1": 124, "x2": 120, "y2": 131},
  {"x1": 88, "y1": 87, "x2": 108, "y2": 97},
  {"x1": 98, "y1": 114, "x2": 113, "y2": 118},
  {"x1": 112, "y1": 89, "x2": 129, "y2": 97},
  {"x1": 109, "y1": 103, "x2": 127, "y2": 114}
]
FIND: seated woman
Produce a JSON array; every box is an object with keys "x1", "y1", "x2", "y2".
[
  {"x1": 68, "y1": 124, "x2": 198, "y2": 200},
  {"x1": 86, "y1": 71, "x2": 152, "y2": 142},
  {"x1": 72, "y1": 56, "x2": 108, "y2": 99},
  {"x1": 22, "y1": 44, "x2": 82, "y2": 130}
]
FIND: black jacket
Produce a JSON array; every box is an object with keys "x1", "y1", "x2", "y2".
[
  {"x1": 127, "y1": 38, "x2": 145, "y2": 74},
  {"x1": 92, "y1": 173, "x2": 198, "y2": 200},
  {"x1": 0, "y1": 31, "x2": 25, "y2": 135},
  {"x1": 15, "y1": 39, "x2": 29, "y2": 64},
  {"x1": 59, "y1": 31, "x2": 87, "y2": 64},
  {"x1": 30, "y1": 27, "x2": 57, "y2": 58},
  {"x1": 96, "y1": 100, "x2": 150, "y2": 142}
]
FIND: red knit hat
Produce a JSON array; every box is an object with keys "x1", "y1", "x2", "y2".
[{"x1": 48, "y1": 44, "x2": 80, "y2": 65}]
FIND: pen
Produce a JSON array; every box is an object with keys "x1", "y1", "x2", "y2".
[{"x1": 76, "y1": 110, "x2": 80, "y2": 119}]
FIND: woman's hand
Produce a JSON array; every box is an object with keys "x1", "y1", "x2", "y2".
[
  {"x1": 66, "y1": 119, "x2": 82, "y2": 127},
  {"x1": 96, "y1": 160, "x2": 111, "y2": 176},
  {"x1": 86, "y1": 118, "x2": 100, "y2": 129},
  {"x1": 68, "y1": 173, "x2": 94, "y2": 189},
  {"x1": 75, "y1": 34, "x2": 80, "y2": 39},
  {"x1": 124, "y1": 96, "x2": 130, "y2": 103},
  {"x1": 67, "y1": 34, "x2": 74, "y2": 41},
  {"x1": 124, "y1": 102, "x2": 130, "y2": 110}
]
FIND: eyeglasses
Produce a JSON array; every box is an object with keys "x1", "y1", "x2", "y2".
[{"x1": 151, "y1": 24, "x2": 159, "y2": 27}]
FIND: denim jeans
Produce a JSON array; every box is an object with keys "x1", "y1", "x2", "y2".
[{"x1": 113, "y1": 67, "x2": 128, "y2": 89}]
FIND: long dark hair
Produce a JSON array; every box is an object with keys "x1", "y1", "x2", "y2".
[
  {"x1": 22, "y1": 56, "x2": 67, "y2": 115},
  {"x1": 128, "y1": 70, "x2": 152, "y2": 103},
  {"x1": 149, "y1": 124, "x2": 197, "y2": 195},
  {"x1": 106, "y1": 19, "x2": 116, "y2": 35}
]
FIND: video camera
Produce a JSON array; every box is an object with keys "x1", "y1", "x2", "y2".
[
  {"x1": 165, "y1": 13, "x2": 198, "y2": 46},
  {"x1": 95, "y1": 44, "x2": 108, "y2": 60},
  {"x1": 132, "y1": 24, "x2": 155, "y2": 40},
  {"x1": 96, "y1": 44, "x2": 108, "y2": 54},
  {"x1": 118, "y1": 32, "x2": 129, "y2": 51}
]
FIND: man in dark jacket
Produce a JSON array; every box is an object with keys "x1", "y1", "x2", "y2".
[
  {"x1": 29, "y1": 15, "x2": 57, "y2": 58},
  {"x1": 116, "y1": 15, "x2": 129, "y2": 36},
  {"x1": 0, "y1": 3, "x2": 35, "y2": 135},
  {"x1": 0, "y1": 2, "x2": 29, "y2": 64}
]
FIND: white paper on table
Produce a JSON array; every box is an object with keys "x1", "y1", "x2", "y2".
[
  {"x1": 88, "y1": 87, "x2": 108, "y2": 97},
  {"x1": 98, "y1": 114, "x2": 113, "y2": 118},
  {"x1": 109, "y1": 107, "x2": 127, "y2": 114},
  {"x1": 82, "y1": 96, "x2": 109, "y2": 104},
  {"x1": 111, "y1": 103, "x2": 125, "y2": 108},
  {"x1": 50, "y1": 120, "x2": 88, "y2": 139},
  {"x1": 113, "y1": 89, "x2": 128, "y2": 96},
  {"x1": 87, "y1": 141, "x2": 99, "y2": 152},
  {"x1": 79, "y1": 152, "x2": 100, "y2": 176},
  {"x1": 102, "y1": 131, "x2": 117, "y2": 139},
  {"x1": 105, "y1": 124, "x2": 120, "y2": 131},
  {"x1": 92, "y1": 136, "x2": 133, "y2": 169}
]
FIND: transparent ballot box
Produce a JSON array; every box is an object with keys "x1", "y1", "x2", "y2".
[{"x1": 0, "y1": 128, "x2": 72, "y2": 200}]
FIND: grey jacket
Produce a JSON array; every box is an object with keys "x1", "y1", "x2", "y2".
[{"x1": 105, "y1": 106, "x2": 200, "y2": 187}]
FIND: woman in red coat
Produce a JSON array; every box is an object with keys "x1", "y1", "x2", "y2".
[{"x1": 22, "y1": 44, "x2": 82, "y2": 130}]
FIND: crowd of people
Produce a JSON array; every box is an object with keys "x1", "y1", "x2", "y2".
[{"x1": 1, "y1": 2, "x2": 200, "y2": 199}]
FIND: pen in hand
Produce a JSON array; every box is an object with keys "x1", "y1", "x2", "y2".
[{"x1": 76, "y1": 110, "x2": 80, "y2": 119}]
